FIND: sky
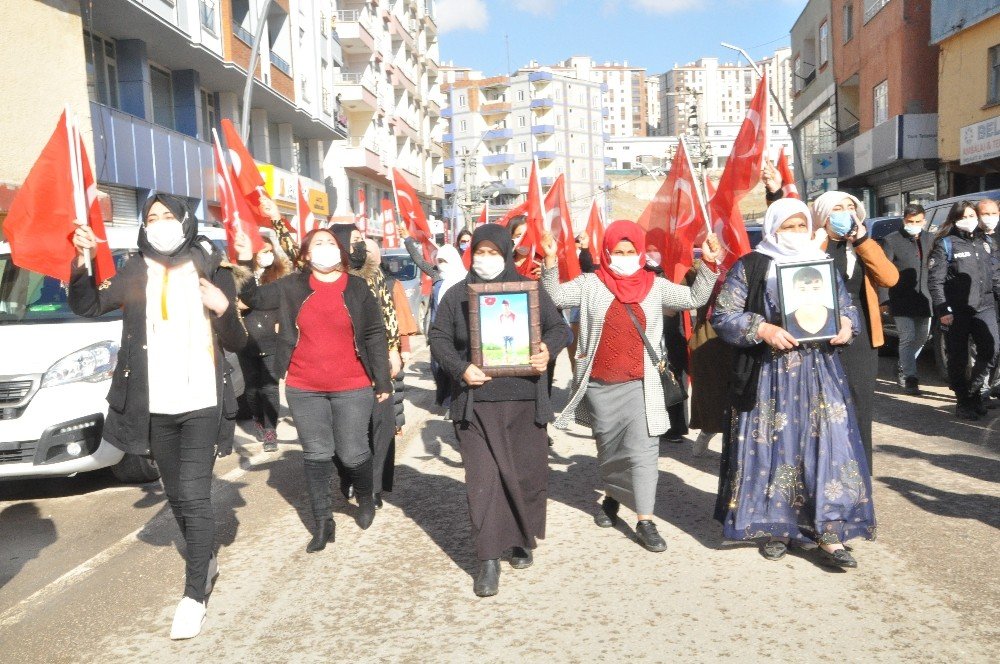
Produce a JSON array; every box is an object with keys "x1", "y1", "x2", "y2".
[{"x1": 435, "y1": 0, "x2": 805, "y2": 76}]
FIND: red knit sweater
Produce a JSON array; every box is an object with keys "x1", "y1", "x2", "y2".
[{"x1": 590, "y1": 300, "x2": 645, "y2": 383}]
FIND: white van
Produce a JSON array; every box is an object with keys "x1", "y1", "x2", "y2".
[{"x1": 0, "y1": 224, "x2": 228, "y2": 482}]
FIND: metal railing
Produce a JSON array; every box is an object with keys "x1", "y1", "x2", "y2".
[
  {"x1": 270, "y1": 52, "x2": 292, "y2": 76},
  {"x1": 199, "y1": 0, "x2": 217, "y2": 34},
  {"x1": 232, "y1": 21, "x2": 253, "y2": 46}
]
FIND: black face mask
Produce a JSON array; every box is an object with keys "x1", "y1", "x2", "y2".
[{"x1": 348, "y1": 241, "x2": 367, "y2": 269}]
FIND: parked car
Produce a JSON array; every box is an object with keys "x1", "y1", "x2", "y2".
[{"x1": 380, "y1": 247, "x2": 423, "y2": 327}]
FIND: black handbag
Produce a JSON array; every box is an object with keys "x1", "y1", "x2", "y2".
[{"x1": 623, "y1": 304, "x2": 688, "y2": 409}]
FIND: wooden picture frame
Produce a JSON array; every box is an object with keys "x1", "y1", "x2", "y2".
[
  {"x1": 468, "y1": 281, "x2": 542, "y2": 377},
  {"x1": 775, "y1": 258, "x2": 841, "y2": 343}
]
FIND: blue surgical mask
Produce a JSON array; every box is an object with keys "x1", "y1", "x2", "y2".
[{"x1": 828, "y1": 210, "x2": 855, "y2": 237}]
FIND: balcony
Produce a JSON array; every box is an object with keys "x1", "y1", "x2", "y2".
[
  {"x1": 333, "y1": 136, "x2": 385, "y2": 178},
  {"x1": 483, "y1": 128, "x2": 514, "y2": 142},
  {"x1": 423, "y1": 2, "x2": 437, "y2": 32},
  {"x1": 482, "y1": 153, "x2": 516, "y2": 166},
  {"x1": 528, "y1": 71, "x2": 553, "y2": 83},
  {"x1": 440, "y1": 106, "x2": 453, "y2": 118},
  {"x1": 427, "y1": 98, "x2": 442, "y2": 116},
  {"x1": 89, "y1": 102, "x2": 214, "y2": 201},
  {"x1": 481, "y1": 102, "x2": 512, "y2": 117},
  {"x1": 335, "y1": 72, "x2": 378, "y2": 112},
  {"x1": 269, "y1": 52, "x2": 292, "y2": 77},
  {"x1": 530, "y1": 98, "x2": 554, "y2": 111},
  {"x1": 535, "y1": 150, "x2": 557, "y2": 162},
  {"x1": 443, "y1": 157, "x2": 456, "y2": 169},
  {"x1": 334, "y1": 9, "x2": 375, "y2": 54},
  {"x1": 444, "y1": 182, "x2": 456, "y2": 194},
  {"x1": 232, "y1": 21, "x2": 253, "y2": 46},
  {"x1": 601, "y1": 108, "x2": 610, "y2": 117},
  {"x1": 479, "y1": 76, "x2": 511, "y2": 91},
  {"x1": 531, "y1": 124, "x2": 555, "y2": 136},
  {"x1": 442, "y1": 133, "x2": 453, "y2": 143},
  {"x1": 604, "y1": 156, "x2": 613, "y2": 166},
  {"x1": 390, "y1": 65, "x2": 418, "y2": 95},
  {"x1": 389, "y1": 14, "x2": 416, "y2": 49},
  {"x1": 540, "y1": 176, "x2": 555, "y2": 187},
  {"x1": 603, "y1": 132, "x2": 610, "y2": 142}
]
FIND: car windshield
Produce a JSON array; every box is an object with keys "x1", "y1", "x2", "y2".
[
  {"x1": 0, "y1": 250, "x2": 134, "y2": 324},
  {"x1": 382, "y1": 254, "x2": 418, "y2": 281}
]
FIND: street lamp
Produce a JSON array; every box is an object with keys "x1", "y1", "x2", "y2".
[{"x1": 720, "y1": 41, "x2": 805, "y2": 190}]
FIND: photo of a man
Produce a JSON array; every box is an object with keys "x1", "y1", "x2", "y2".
[{"x1": 780, "y1": 263, "x2": 839, "y2": 341}]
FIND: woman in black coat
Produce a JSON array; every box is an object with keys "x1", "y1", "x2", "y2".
[
  {"x1": 70, "y1": 194, "x2": 247, "y2": 640},
  {"x1": 429, "y1": 224, "x2": 569, "y2": 598}
]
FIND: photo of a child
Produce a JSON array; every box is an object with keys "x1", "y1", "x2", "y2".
[{"x1": 478, "y1": 293, "x2": 531, "y2": 366}]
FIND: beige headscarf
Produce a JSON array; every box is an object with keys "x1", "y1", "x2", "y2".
[{"x1": 811, "y1": 191, "x2": 867, "y2": 229}]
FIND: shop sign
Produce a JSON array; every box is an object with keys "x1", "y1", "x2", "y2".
[{"x1": 960, "y1": 114, "x2": 1000, "y2": 165}]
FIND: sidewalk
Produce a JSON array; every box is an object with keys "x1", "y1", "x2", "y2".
[{"x1": 3, "y1": 344, "x2": 997, "y2": 662}]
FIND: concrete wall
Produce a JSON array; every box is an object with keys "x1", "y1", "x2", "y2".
[
  {"x1": 0, "y1": 0, "x2": 93, "y2": 185},
  {"x1": 937, "y1": 14, "x2": 1000, "y2": 161}
]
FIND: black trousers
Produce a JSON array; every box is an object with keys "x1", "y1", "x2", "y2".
[
  {"x1": 149, "y1": 406, "x2": 219, "y2": 603},
  {"x1": 838, "y1": 328, "x2": 877, "y2": 470},
  {"x1": 239, "y1": 352, "x2": 280, "y2": 431},
  {"x1": 946, "y1": 307, "x2": 999, "y2": 401}
]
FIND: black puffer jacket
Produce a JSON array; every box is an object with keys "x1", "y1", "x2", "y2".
[{"x1": 927, "y1": 229, "x2": 1000, "y2": 317}]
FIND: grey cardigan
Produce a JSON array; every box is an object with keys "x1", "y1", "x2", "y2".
[{"x1": 542, "y1": 262, "x2": 716, "y2": 436}]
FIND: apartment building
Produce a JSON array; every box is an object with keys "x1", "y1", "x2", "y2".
[
  {"x1": 327, "y1": 0, "x2": 444, "y2": 236},
  {"x1": 443, "y1": 69, "x2": 607, "y2": 230},
  {"x1": 645, "y1": 75, "x2": 662, "y2": 136}
]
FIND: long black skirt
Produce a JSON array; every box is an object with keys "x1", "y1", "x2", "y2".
[
  {"x1": 837, "y1": 321, "x2": 877, "y2": 469},
  {"x1": 455, "y1": 400, "x2": 548, "y2": 561}
]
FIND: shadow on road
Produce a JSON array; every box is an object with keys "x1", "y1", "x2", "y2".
[
  {"x1": 0, "y1": 468, "x2": 125, "y2": 502},
  {"x1": 879, "y1": 444, "x2": 1000, "y2": 484},
  {"x1": 0, "y1": 503, "x2": 57, "y2": 590},
  {"x1": 877, "y1": 475, "x2": 999, "y2": 530}
]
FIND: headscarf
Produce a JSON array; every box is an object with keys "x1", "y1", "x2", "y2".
[
  {"x1": 434, "y1": 244, "x2": 468, "y2": 304},
  {"x1": 811, "y1": 190, "x2": 867, "y2": 229},
  {"x1": 594, "y1": 220, "x2": 655, "y2": 304},
  {"x1": 755, "y1": 198, "x2": 828, "y2": 264},
  {"x1": 466, "y1": 223, "x2": 522, "y2": 284},
  {"x1": 328, "y1": 222, "x2": 364, "y2": 268},
  {"x1": 138, "y1": 192, "x2": 200, "y2": 267}
]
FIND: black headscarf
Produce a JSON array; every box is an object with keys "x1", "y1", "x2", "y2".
[
  {"x1": 466, "y1": 223, "x2": 522, "y2": 284},
  {"x1": 328, "y1": 222, "x2": 366, "y2": 269},
  {"x1": 137, "y1": 192, "x2": 201, "y2": 268}
]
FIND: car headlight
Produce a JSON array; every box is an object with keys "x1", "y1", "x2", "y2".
[{"x1": 41, "y1": 341, "x2": 119, "y2": 388}]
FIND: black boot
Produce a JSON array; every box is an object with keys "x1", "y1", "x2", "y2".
[
  {"x1": 473, "y1": 559, "x2": 500, "y2": 597},
  {"x1": 510, "y1": 547, "x2": 533, "y2": 569},
  {"x1": 303, "y1": 459, "x2": 335, "y2": 552},
  {"x1": 348, "y1": 458, "x2": 376, "y2": 530}
]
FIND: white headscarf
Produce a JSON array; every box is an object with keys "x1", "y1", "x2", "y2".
[
  {"x1": 811, "y1": 190, "x2": 867, "y2": 229},
  {"x1": 755, "y1": 198, "x2": 828, "y2": 264},
  {"x1": 435, "y1": 244, "x2": 468, "y2": 305}
]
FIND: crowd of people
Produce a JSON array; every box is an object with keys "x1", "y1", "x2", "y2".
[{"x1": 64, "y1": 174, "x2": 1000, "y2": 638}]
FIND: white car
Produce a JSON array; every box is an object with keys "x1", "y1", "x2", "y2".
[{"x1": 0, "y1": 224, "x2": 228, "y2": 482}]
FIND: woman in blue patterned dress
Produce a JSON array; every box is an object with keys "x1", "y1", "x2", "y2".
[{"x1": 711, "y1": 198, "x2": 876, "y2": 569}]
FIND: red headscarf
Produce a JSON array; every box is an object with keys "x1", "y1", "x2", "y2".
[{"x1": 595, "y1": 220, "x2": 655, "y2": 304}]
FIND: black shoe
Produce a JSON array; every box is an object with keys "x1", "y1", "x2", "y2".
[
  {"x1": 306, "y1": 518, "x2": 335, "y2": 553},
  {"x1": 760, "y1": 539, "x2": 787, "y2": 561},
  {"x1": 635, "y1": 520, "x2": 667, "y2": 553},
  {"x1": 903, "y1": 376, "x2": 920, "y2": 396},
  {"x1": 816, "y1": 546, "x2": 857, "y2": 569},
  {"x1": 594, "y1": 496, "x2": 619, "y2": 528},
  {"x1": 896, "y1": 372, "x2": 907, "y2": 389},
  {"x1": 373, "y1": 493, "x2": 384, "y2": 510},
  {"x1": 509, "y1": 547, "x2": 533, "y2": 569},
  {"x1": 985, "y1": 396, "x2": 1000, "y2": 410},
  {"x1": 356, "y1": 494, "x2": 376, "y2": 530},
  {"x1": 340, "y1": 477, "x2": 355, "y2": 501},
  {"x1": 956, "y1": 403, "x2": 980, "y2": 420},
  {"x1": 973, "y1": 397, "x2": 989, "y2": 416},
  {"x1": 473, "y1": 559, "x2": 500, "y2": 597},
  {"x1": 347, "y1": 459, "x2": 376, "y2": 529},
  {"x1": 661, "y1": 431, "x2": 685, "y2": 444}
]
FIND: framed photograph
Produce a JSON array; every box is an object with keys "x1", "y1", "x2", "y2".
[
  {"x1": 468, "y1": 281, "x2": 542, "y2": 377},
  {"x1": 775, "y1": 259, "x2": 841, "y2": 343}
]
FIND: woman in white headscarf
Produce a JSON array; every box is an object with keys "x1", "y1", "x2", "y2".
[
  {"x1": 433, "y1": 244, "x2": 468, "y2": 306},
  {"x1": 711, "y1": 198, "x2": 875, "y2": 569}
]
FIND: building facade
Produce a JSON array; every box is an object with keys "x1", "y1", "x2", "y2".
[
  {"x1": 443, "y1": 69, "x2": 607, "y2": 231},
  {"x1": 831, "y1": 0, "x2": 939, "y2": 216},
  {"x1": 645, "y1": 75, "x2": 662, "y2": 136},
  {"x1": 932, "y1": 0, "x2": 1000, "y2": 196}
]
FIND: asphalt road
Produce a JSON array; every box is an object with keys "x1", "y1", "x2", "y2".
[{"x1": 1, "y1": 344, "x2": 997, "y2": 662}]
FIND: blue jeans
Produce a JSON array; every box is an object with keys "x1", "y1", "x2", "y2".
[{"x1": 894, "y1": 315, "x2": 931, "y2": 378}]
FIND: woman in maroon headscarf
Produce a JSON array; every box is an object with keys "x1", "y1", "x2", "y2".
[{"x1": 541, "y1": 221, "x2": 719, "y2": 552}]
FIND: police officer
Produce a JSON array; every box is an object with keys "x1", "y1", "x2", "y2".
[
  {"x1": 977, "y1": 197, "x2": 1000, "y2": 404},
  {"x1": 927, "y1": 200, "x2": 1000, "y2": 420},
  {"x1": 879, "y1": 203, "x2": 934, "y2": 394}
]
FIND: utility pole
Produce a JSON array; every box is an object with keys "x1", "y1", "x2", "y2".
[{"x1": 240, "y1": 0, "x2": 273, "y2": 144}]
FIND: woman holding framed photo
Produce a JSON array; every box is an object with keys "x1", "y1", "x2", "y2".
[
  {"x1": 428, "y1": 224, "x2": 569, "y2": 598},
  {"x1": 540, "y1": 221, "x2": 718, "y2": 553},
  {"x1": 711, "y1": 198, "x2": 875, "y2": 568}
]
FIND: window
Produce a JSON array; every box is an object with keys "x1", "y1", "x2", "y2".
[
  {"x1": 458, "y1": 94, "x2": 466, "y2": 107},
  {"x1": 518, "y1": 141, "x2": 527, "y2": 153},
  {"x1": 84, "y1": 32, "x2": 120, "y2": 109},
  {"x1": 517, "y1": 90, "x2": 524, "y2": 101},
  {"x1": 873, "y1": 79, "x2": 888, "y2": 125},
  {"x1": 200, "y1": 0, "x2": 217, "y2": 34},
  {"x1": 990, "y1": 44, "x2": 1000, "y2": 105},
  {"x1": 520, "y1": 167, "x2": 527, "y2": 178},
  {"x1": 818, "y1": 21, "x2": 829, "y2": 65},
  {"x1": 460, "y1": 120, "x2": 467, "y2": 131},
  {"x1": 843, "y1": 3, "x2": 854, "y2": 42},
  {"x1": 150, "y1": 66, "x2": 174, "y2": 130},
  {"x1": 518, "y1": 115, "x2": 526, "y2": 128},
  {"x1": 201, "y1": 89, "x2": 217, "y2": 141},
  {"x1": 793, "y1": 56, "x2": 801, "y2": 92},
  {"x1": 863, "y1": 0, "x2": 889, "y2": 23}
]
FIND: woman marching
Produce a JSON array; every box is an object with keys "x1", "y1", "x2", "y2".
[
  {"x1": 540, "y1": 221, "x2": 718, "y2": 552},
  {"x1": 235, "y1": 228, "x2": 391, "y2": 551},
  {"x1": 712, "y1": 198, "x2": 875, "y2": 568},
  {"x1": 429, "y1": 224, "x2": 568, "y2": 598},
  {"x1": 69, "y1": 194, "x2": 248, "y2": 639},
  {"x1": 236, "y1": 231, "x2": 291, "y2": 452}
]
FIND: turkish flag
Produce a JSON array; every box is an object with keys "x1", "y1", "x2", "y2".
[
  {"x1": 514, "y1": 159, "x2": 546, "y2": 279},
  {"x1": 708, "y1": 72, "x2": 768, "y2": 270},
  {"x1": 543, "y1": 174, "x2": 580, "y2": 282},
  {"x1": 495, "y1": 201, "x2": 528, "y2": 227},
  {"x1": 638, "y1": 140, "x2": 707, "y2": 284},
  {"x1": 294, "y1": 176, "x2": 317, "y2": 238},
  {"x1": 777, "y1": 146, "x2": 799, "y2": 199},
  {"x1": 213, "y1": 141, "x2": 263, "y2": 261},
  {"x1": 391, "y1": 168, "x2": 436, "y2": 294},
  {"x1": 220, "y1": 119, "x2": 270, "y2": 226},
  {"x1": 477, "y1": 204, "x2": 488, "y2": 226},
  {"x1": 4, "y1": 110, "x2": 115, "y2": 283},
  {"x1": 585, "y1": 200, "x2": 605, "y2": 266}
]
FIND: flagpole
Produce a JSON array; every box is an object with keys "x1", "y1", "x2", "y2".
[
  {"x1": 66, "y1": 107, "x2": 92, "y2": 276},
  {"x1": 681, "y1": 136, "x2": 713, "y2": 237},
  {"x1": 213, "y1": 127, "x2": 248, "y2": 247},
  {"x1": 388, "y1": 168, "x2": 405, "y2": 238}
]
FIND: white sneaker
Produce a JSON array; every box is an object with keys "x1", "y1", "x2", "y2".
[
  {"x1": 205, "y1": 553, "x2": 219, "y2": 596},
  {"x1": 692, "y1": 432, "x2": 713, "y2": 457},
  {"x1": 169, "y1": 596, "x2": 206, "y2": 640}
]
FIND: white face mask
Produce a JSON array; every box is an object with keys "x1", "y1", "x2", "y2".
[
  {"x1": 472, "y1": 254, "x2": 505, "y2": 281},
  {"x1": 609, "y1": 255, "x2": 641, "y2": 276},
  {"x1": 775, "y1": 230, "x2": 813, "y2": 254},
  {"x1": 903, "y1": 224, "x2": 922, "y2": 236},
  {"x1": 145, "y1": 219, "x2": 185, "y2": 253},
  {"x1": 645, "y1": 251, "x2": 661, "y2": 267},
  {"x1": 309, "y1": 244, "x2": 342, "y2": 272},
  {"x1": 956, "y1": 218, "x2": 979, "y2": 233},
  {"x1": 257, "y1": 252, "x2": 275, "y2": 268},
  {"x1": 981, "y1": 215, "x2": 999, "y2": 232}
]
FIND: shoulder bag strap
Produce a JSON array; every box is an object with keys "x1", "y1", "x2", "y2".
[{"x1": 622, "y1": 303, "x2": 664, "y2": 371}]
